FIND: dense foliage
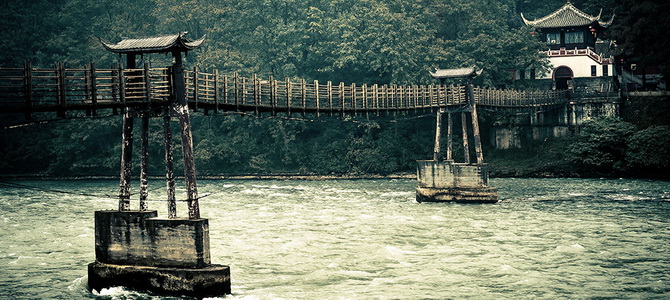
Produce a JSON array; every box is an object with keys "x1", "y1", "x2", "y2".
[
  {"x1": 0, "y1": 114, "x2": 435, "y2": 176},
  {"x1": 0, "y1": 0, "x2": 570, "y2": 85},
  {"x1": 568, "y1": 117, "x2": 636, "y2": 174},
  {"x1": 1, "y1": 0, "x2": 667, "y2": 179},
  {"x1": 487, "y1": 116, "x2": 670, "y2": 178},
  {"x1": 610, "y1": 0, "x2": 670, "y2": 80}
]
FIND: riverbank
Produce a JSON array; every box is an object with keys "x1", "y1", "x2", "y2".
[
  {"x1": 0, "y1": 172, "x2": 417, "y2": 181},
  {"x1": 2, "y1": 170, "x2": 667, "y2": 181}
]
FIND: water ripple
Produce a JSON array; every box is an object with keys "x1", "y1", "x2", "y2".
[{"x1": 0, "y1": 178, "x2": 669, "y2": 299}]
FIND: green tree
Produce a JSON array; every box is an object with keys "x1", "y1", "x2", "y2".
[
  {"x1": 0, "y1": 0, "x2": 65, "y2": 66},
  {"x1": 626, "y1": 126, "x2": 670, "y2": 174},
  {"x1": 569, "y1": 117, "x2": 636, "y2": 175}
]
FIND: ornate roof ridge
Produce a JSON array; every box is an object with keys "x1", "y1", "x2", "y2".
[
  {"x1": 521, "y1": 2, "x2": 611, "y2": 28},
  {"x1": 429, "y1": 67, "x2": 482, "y2": 79},
  {"x1": 100, "y1": 32, "x2": 206, "y2": 54},
  {"x1": 598, "y1": 14, "x2": 615, "y2": 28}
]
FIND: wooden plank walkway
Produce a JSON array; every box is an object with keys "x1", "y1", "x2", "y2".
[{"x1": 0, "y1": 64, "x2": 571, "y2": 119}]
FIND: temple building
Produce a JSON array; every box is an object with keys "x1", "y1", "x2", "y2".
[{"x1": 520, "y1": 2, "x2": 615, "y2": 91}]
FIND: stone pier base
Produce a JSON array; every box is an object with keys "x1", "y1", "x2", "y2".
[
  {"x1": 416, "y1": 186, "x2": 498, "y2": 203},
  {"x1": 89, "y1": 210, "x2": 231, "y2": 297},
  {"x1": 88, "y1": 261, "x2": 231, "y2": 298},
  {"x1": 416, "y1": 160, "x2": 498, "y2": 203}
]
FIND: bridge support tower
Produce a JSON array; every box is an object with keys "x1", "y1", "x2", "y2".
[
  {"x1": 89, "y1": 33, "x2": 230, "y2": 298},
  {"x1": 418, "y1": 70, "x2": 498, "y2": 203}
]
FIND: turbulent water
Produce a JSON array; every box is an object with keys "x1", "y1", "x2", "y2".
[{"x1": 1, "y1": 178, "x2": 669, "y2": 299}]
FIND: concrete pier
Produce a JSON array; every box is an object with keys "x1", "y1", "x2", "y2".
[
  {"x1": 416, "y1": 160, "x2": 498, "y2": 203},
  {"x1": 88, "y1": 211, "x2": 231, "y2": 298}
]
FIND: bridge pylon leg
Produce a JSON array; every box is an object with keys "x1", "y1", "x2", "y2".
[
  {"x1": 163, "y1": 113, "x2": 177, "y2": 219},
  {"x1": 118, "y1": 110, "x2": 134, "y2": 211},
  {"x1": 171, "y1": 51, "x2": 199, "y2": 220}
]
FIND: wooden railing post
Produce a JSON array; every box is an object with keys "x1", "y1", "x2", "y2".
[
  {"x1": 56, "y1": 62, "x2": 67, "y2": 118},
  {"x1": 118, "y1": 63, "x2": 126, "y2": 105},
  {"x1": 193, "y1": 66, "x2": 199, "y2": 111},
  {"x1": 362, "y1": 84, "x2": 368, "y2": 119},
  {"x1": 393, "y1": 84, "x2": 399, "y2": 115},
  {"x1": 374, "y1": 84, "x2": 379, "y2": 116},
  {"x1": 407, "y1": 85, "x2": 411, "y2": 108},
  {"x1": 144, "y1": 63, "x2": 152, "y2": 107},
  {"x1": 214, "y1": 69, "x2": 220, "y2": 114},
  {"x1": 241, "y1": 77, "x2": 246, "y2": 106},
  {"x1": 270, "y1": 76, "x2": 276, "y2": 116},
  {"x1": 85, "y1": 64, "x2": 91, "y2": 117},
  {"x1": 413, "y1": 85, "x2": 417, "y2": 109},
  {"x1": 234, "y1": 72, "x2": 239, "y2": 111},
  {"x1": 420, "y1": 85, "x2": 425, "y2": 110},
  {"x1": 89, "y1": 62, "x2": 98, "y2": 116},
  {"x1": 413, "y1": 85, "x2": 418, "y2": 113},
  {"x1": 352, "y1": 83, "x2": 357, "y2": 116},
  {"x1": 222, "y1": 74, "x2": 228, "y2": 105},
  {"x1": 301, "y1": 79, "x2": 306, "y2": 118},
  {"x1": 286, "y1": 77, "x2": 291, "y2": 116},
  {"x1": 327, "y1": 81, "x2": 333, "y2": 117},
  {"x1": 110, "y1": 64, "x2": 117, "y2": 108},
  {"x1": 381, "y1": 85, "x2": 388, "y2": 115},
  {"x1": 407, "y1": 85, "x2": 411, "y2": 110},
  {"x1": 315, "y1": 80, "x2": 320, "y2": 117},
  {"x1": 23, "y1": 61, "x2": 33, "y2": 120},
  {"x1": 428, "y1": 84, "x2": 434, "y2": 111},
  {"x1": 204, "y1": 71, "x2": 210, "y2": 115},
  {"x1": 253, "y1": 74, "x2": 259, "y2": 116},
  {"x1": 399, "y1": 85, "x2": 405, "y2": 111},
  {"x1": 339, "y1": 82, "x2": 345, "y2": 117}
]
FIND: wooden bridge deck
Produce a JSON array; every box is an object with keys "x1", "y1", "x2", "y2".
[{"x1": 0, "y1": 64, "x2": 571, "y2": 119}]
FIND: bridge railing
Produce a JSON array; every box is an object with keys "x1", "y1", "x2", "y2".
[
  {"x1": 0, "y1": 63, "x2": 171, "y2": 117},
  {"x1": 184, "y1": 70, "x2": 468, "y2": 113},
  {"x1": 474, "y1": 86, "x2": 570, "y2": 107}
]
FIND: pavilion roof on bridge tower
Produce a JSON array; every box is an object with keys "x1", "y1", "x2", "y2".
[
  {"x1": 100, "y1": 32, "x2": 206, "y2": 54},
  {"x1": 429, "y1": 67, "x2": 482, "y2": 79},
  {"x1": 520, "y1": 1, "x2": 613, "y2": 29}
]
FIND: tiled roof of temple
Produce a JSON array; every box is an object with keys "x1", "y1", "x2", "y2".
[
  {"x1": 429, "y1": 67, "x2": 482, "y2": 79},
  {"x1": 521, "y1": 2, "x2": 613, "y2": 29},
  {"x1": 100, "y1": 32, "x2": 205, "y2": 54}
]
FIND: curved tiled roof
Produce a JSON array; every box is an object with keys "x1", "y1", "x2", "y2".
[
  {"x1": 100, "y1": 32, "x2": 206, "y2": 54},
  {"x1": 429, "y1": 67, "x2": 482, "y2": 79},
  {"x1": 521, "y1": 2, "x2": 613, "y2": 29}
]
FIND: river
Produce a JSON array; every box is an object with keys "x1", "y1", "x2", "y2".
[{"x1": 1, "y1": 178, "x2": 669, "y2": 299}]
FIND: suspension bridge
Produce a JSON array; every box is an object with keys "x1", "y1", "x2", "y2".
[{"x1": 0, "y1": 63, "x2": 570, "y2": 121}]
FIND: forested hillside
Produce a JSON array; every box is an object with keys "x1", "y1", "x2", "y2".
[
  {"x1": 1, "y1": 0, "x2": 610, "y2": 85},
  {"x1": 1, "y1": 0, "x2": 668, "y2": 178}
]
